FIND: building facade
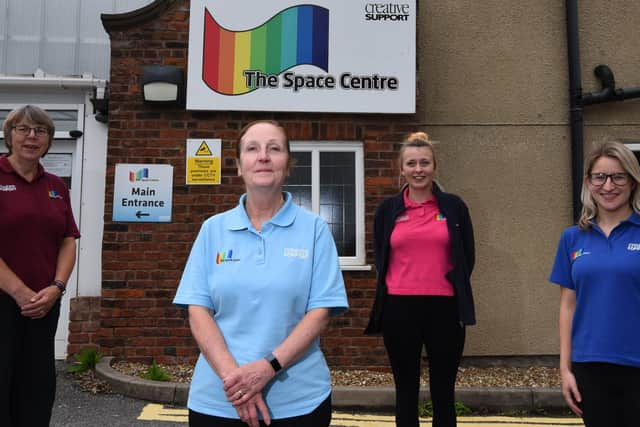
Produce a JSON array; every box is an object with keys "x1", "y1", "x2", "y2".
[{"x1": 4, "y1": 0, "x2": 640, "y2": 368}]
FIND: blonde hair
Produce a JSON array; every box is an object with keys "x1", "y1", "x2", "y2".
[
  {"x1": 578, "y1": 141, "x2": 640, "y2": 229},
  {"x1": 397, "y1": 131, "x2": 436, "y2": 189}
]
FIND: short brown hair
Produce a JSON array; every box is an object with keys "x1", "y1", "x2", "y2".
[{"x1": 236, "y1": 120, "x2": 293, "y2": 169}]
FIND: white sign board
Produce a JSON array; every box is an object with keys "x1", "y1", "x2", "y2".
[
  {"x1": 187, "y1": 0, "x2": 416, "y2": 113},
  {"x1": 112, "y1": 164, "x2": 173, "y2": 222}
]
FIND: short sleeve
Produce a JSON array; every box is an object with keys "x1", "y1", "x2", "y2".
[
  {"x1": 306, "y1": 219, "x2": 348, "y2": 316},
  {"x1": 549, "y1": 229, "x2": 574, "y2": 289},
  {"x1": 173, "y1": 221, "x2": 215, "y2": 310},
  {"x1": 56, "y1": 176, "x2": 80, "y2": 239}
]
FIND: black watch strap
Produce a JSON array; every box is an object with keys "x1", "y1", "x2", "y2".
[
  {"x1": 52, "y1": 280, "x2": 66, "y2": 295},
  {"x1": 265, "y1": 353, "x2": 282, "y2": 373}
]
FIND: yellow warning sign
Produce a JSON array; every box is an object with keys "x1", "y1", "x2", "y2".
[
  {"x1": 187, "y1": 157, "x2": 220, "y2": 184},
  {"x1": 186, "y1": 139, "x2": 221, "y2": 185},
  {"x1": 196, "y1": 141, "x2": 213, "y2": 156}
]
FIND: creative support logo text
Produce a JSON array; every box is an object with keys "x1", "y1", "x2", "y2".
[{"x1": 365, "y1": 3, "x2": 410, "y2": 21}]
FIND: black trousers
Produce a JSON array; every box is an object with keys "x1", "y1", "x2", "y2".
[
  {"x1": 382, "y1": 295, "x2": 465, "y2": 427},
  {"x1": 189, "y1": 394, "x2": 331, "y2": 427},
  {"x1": 572, "y1": 362, "x2": 640, "y2": 427},
  {"x1": 0, "y1": 294, "x2": 60, "y2": 427}
]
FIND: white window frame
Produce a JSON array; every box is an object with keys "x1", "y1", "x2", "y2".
[{"x1": 289, "y1": 141, "x2": 369, "y2": 270}]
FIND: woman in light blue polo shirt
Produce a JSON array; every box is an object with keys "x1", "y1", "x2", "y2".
[
  {"x1": 550, "y1": 141, "x2": 640, "y2": 427},
  {"x1": 174, "y1": 120, "x2": 348, "y2": 427}
]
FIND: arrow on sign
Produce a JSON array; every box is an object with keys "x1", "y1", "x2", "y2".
[{"x1": 136, "y1": 211, "x2": 150, "y2": 218}]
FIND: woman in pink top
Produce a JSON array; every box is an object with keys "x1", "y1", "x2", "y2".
[{"x1": 365, "y1": 132, "x2": 476, "y2": 427}]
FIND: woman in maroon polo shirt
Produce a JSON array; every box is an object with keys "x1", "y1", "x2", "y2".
[
  {"x1": 366, "y1": 132, "x2": 476, "y2": 427},
  {"x1": 0, "y1": 105, "x2": 80, "y2": 427}
]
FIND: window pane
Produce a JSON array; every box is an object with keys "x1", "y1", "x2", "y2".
[
  {"x1": 0, "y1": 109, "x2": 78, "y2": 133},
  {"x1": 48, "y1": 110, "x2": 79, "y2": 132},
  {"x1": 284, "y1": 151, "x2": 312, "y2": 211},
  {"x1": 320, "y1": 152, "x2": 356, "y2": 256}
]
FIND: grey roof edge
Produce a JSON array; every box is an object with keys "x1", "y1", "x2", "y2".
[
  {"x1": 95, "y1": 357, "x2": 567, "y2": 411},
  {"x1": 101, "y1": 0, "x2": 178, "y2": 34}
]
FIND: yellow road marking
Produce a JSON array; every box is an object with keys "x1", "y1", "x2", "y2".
[
  {"x1": 333, "y1": 413, "x2": 584, "y2": 426},
  {"x1": 138, "y1": 403, "x2": 188, "y2": 422},
  {"x1": 137, "y1": 405, "x2": 584, "y2": 426}
]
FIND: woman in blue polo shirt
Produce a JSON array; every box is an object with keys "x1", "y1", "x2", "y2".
[
  {"x1": 1, "y1": 105, "x2": 80, "y2": 427},
  {"x1": 550, "y1": 141, "x2": 640, "y2": 427},
  {"x1": 174, "y1": 120, "x2": 348, "y2": 427}
]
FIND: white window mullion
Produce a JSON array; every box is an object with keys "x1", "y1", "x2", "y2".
[{"x1": 311, "y1": 148, "x2": 320, "y2": 213}]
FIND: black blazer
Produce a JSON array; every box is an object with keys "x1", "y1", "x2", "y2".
[{"x1": 365, "y1": 184, "x2": 476, "y2": 335}]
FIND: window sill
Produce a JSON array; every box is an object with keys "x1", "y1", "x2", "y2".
[{"x1": 340, "y1": 264, "x2": 373, "y2": 271}]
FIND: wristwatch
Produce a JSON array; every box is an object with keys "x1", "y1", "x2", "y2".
[
  {"x1": 265, "y1": 353, "x2": 282, "y2": 374},
  {"x1": 52, "y1": 280, "x2": 66, "y2": 295}
]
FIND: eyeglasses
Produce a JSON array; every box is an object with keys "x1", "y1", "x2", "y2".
[
  {"x1": 587, "y1": 172, "x2": 630, "y2": 186},
  {"x1": 12, "y1": 125, "x2": 50, "y2": 137}
]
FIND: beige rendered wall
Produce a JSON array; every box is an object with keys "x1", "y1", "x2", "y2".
[{"x1": 415, "y1": 0, "x2": 640, "y2": 355}]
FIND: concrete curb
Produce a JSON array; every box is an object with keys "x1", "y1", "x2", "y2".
[
  {"x1": 96, "y1": 357, "x2": 567, "y2": 411},
  {"x1": 96, "y1": 357, "x2": 189, "y2": 405}
]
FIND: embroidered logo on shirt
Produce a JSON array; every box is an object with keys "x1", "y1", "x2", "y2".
[
  {"x1": 216, "y1": 250, "x2": 240, "y2": 264},
  {"x1": 571, "y1": 249, "x2": 590, "y2": 260},
  {"x1": 48, "y1": 190, "x2": 63, "y2": 199},
  {"x1": 395, "y1": 214, "x2": 410, "y2": 222},
  {"x1": 0, "y1": 184, "x2": 16, "y2": 191},
  {"x1": 435, "y1": 213, "x2": 446, "y2": 221},
  {"x1": 284, "y1": 248, "x2": 309, "y2": 259},
  {"x1": 627, "y1": 243, "x2": 640, "y2": 251}
]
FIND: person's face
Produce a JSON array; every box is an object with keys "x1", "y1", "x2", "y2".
[
  {"x1": 237, "y1": 123, "x2": 289, "y2": 191},
  {"x1": 401, "y1": 146, "x2": 435, "y2": 193},
  {"x1": 9, "y1": 120, "x2": 50, "y2": 162},
  {"x1": 587, "y1": 156, "x2": 634, "y2": 216}
]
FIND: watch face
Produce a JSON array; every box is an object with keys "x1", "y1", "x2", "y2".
[{"x1": 267, "y1": 353, "x2": 282, "y2": 372}]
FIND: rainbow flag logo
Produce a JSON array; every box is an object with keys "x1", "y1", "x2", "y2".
[
  {"x1": 216, "y1": 250, "x2": 233, "y2": 264},
  {"x1": 202, "y1": 5, "x2": 329, "y2": 95},
  {"x1": 435, "y1": 213, "x2": 445, "y2": 221},
  {"x1": 129, "y1": 168, "x2": 149, "y2": 182},
  {"x1": 48, "y1": 190, "x2": 62, "y2": 199},
  {"x1": 571, "y1": 249, "x2": 583, "y2": 260}
]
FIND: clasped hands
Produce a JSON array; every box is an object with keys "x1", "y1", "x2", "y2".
[
  {"x1": 223, "y1": 358, "x2": 276, "y2": 427},
  {"x1": 17, "y1": 286, "x2": 59, "y2": 319}
]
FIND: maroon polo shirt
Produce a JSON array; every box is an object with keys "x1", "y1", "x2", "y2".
[{"x1": 0, "y1": 155, "x2": 80, "y2": 293}]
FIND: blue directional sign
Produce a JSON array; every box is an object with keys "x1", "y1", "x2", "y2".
[{"x1": 113, "y1": 164, "x2": 173, "y2": 222}]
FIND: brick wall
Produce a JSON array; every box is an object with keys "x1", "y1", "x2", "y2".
[
  {"x1": 67, "y1": 297, "x2": 102, "y2": 358},
  {"x1": 69, "y1": 0, "x2": 425, "y2": 370}
]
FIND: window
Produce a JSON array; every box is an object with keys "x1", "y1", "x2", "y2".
[
  {"x1": 284, "y1": 142, "x2": 367, "y2": 269},
  {"x1": 625, "y1": 142, "x2": 640, "y2": 165}
]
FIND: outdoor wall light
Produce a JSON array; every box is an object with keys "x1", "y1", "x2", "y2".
[
  {"x1": 90, "y1": 86, "x2": 109, "y2": 123},
  {"x1": 141, "y1": 65, "x2": 184, "y2": 104}
]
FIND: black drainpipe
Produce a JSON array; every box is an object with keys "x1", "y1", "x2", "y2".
[
  {"x1": 566, "y1": 0, "x2": 640, "y2": 221},
  {"x1": 566, "y1": 0, "x2": 583, "y2": 222}
]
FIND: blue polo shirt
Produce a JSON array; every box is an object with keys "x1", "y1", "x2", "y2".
[
  {"x1": 173, "y1": 192, "x2": 348, "y2": 419},
  {"x1": 550, "y1": 212, "x2": 640, "y2": 368}
]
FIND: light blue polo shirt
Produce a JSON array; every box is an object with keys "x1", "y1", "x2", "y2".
[
  {"x1": 174, "y1": 192, "x2": 348, "y2": 419},
  {"x1": 549, "y1": 211, "x2": 640, "y2": 368}
]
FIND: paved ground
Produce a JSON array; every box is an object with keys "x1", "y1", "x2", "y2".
[
  {"x1": 51, "y1": 362, "x2": 185, "y2": 427},
  {"x1": 52, "y1": 362, "x2": 584, "y2": 427}
]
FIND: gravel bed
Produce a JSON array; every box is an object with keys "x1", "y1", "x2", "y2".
[
  {"x1": 109, "y1": 362, "x2": 561, "y2": 388},
  {"x1": 67, "y1": 361, "x2": 561, "y2": 395}
]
